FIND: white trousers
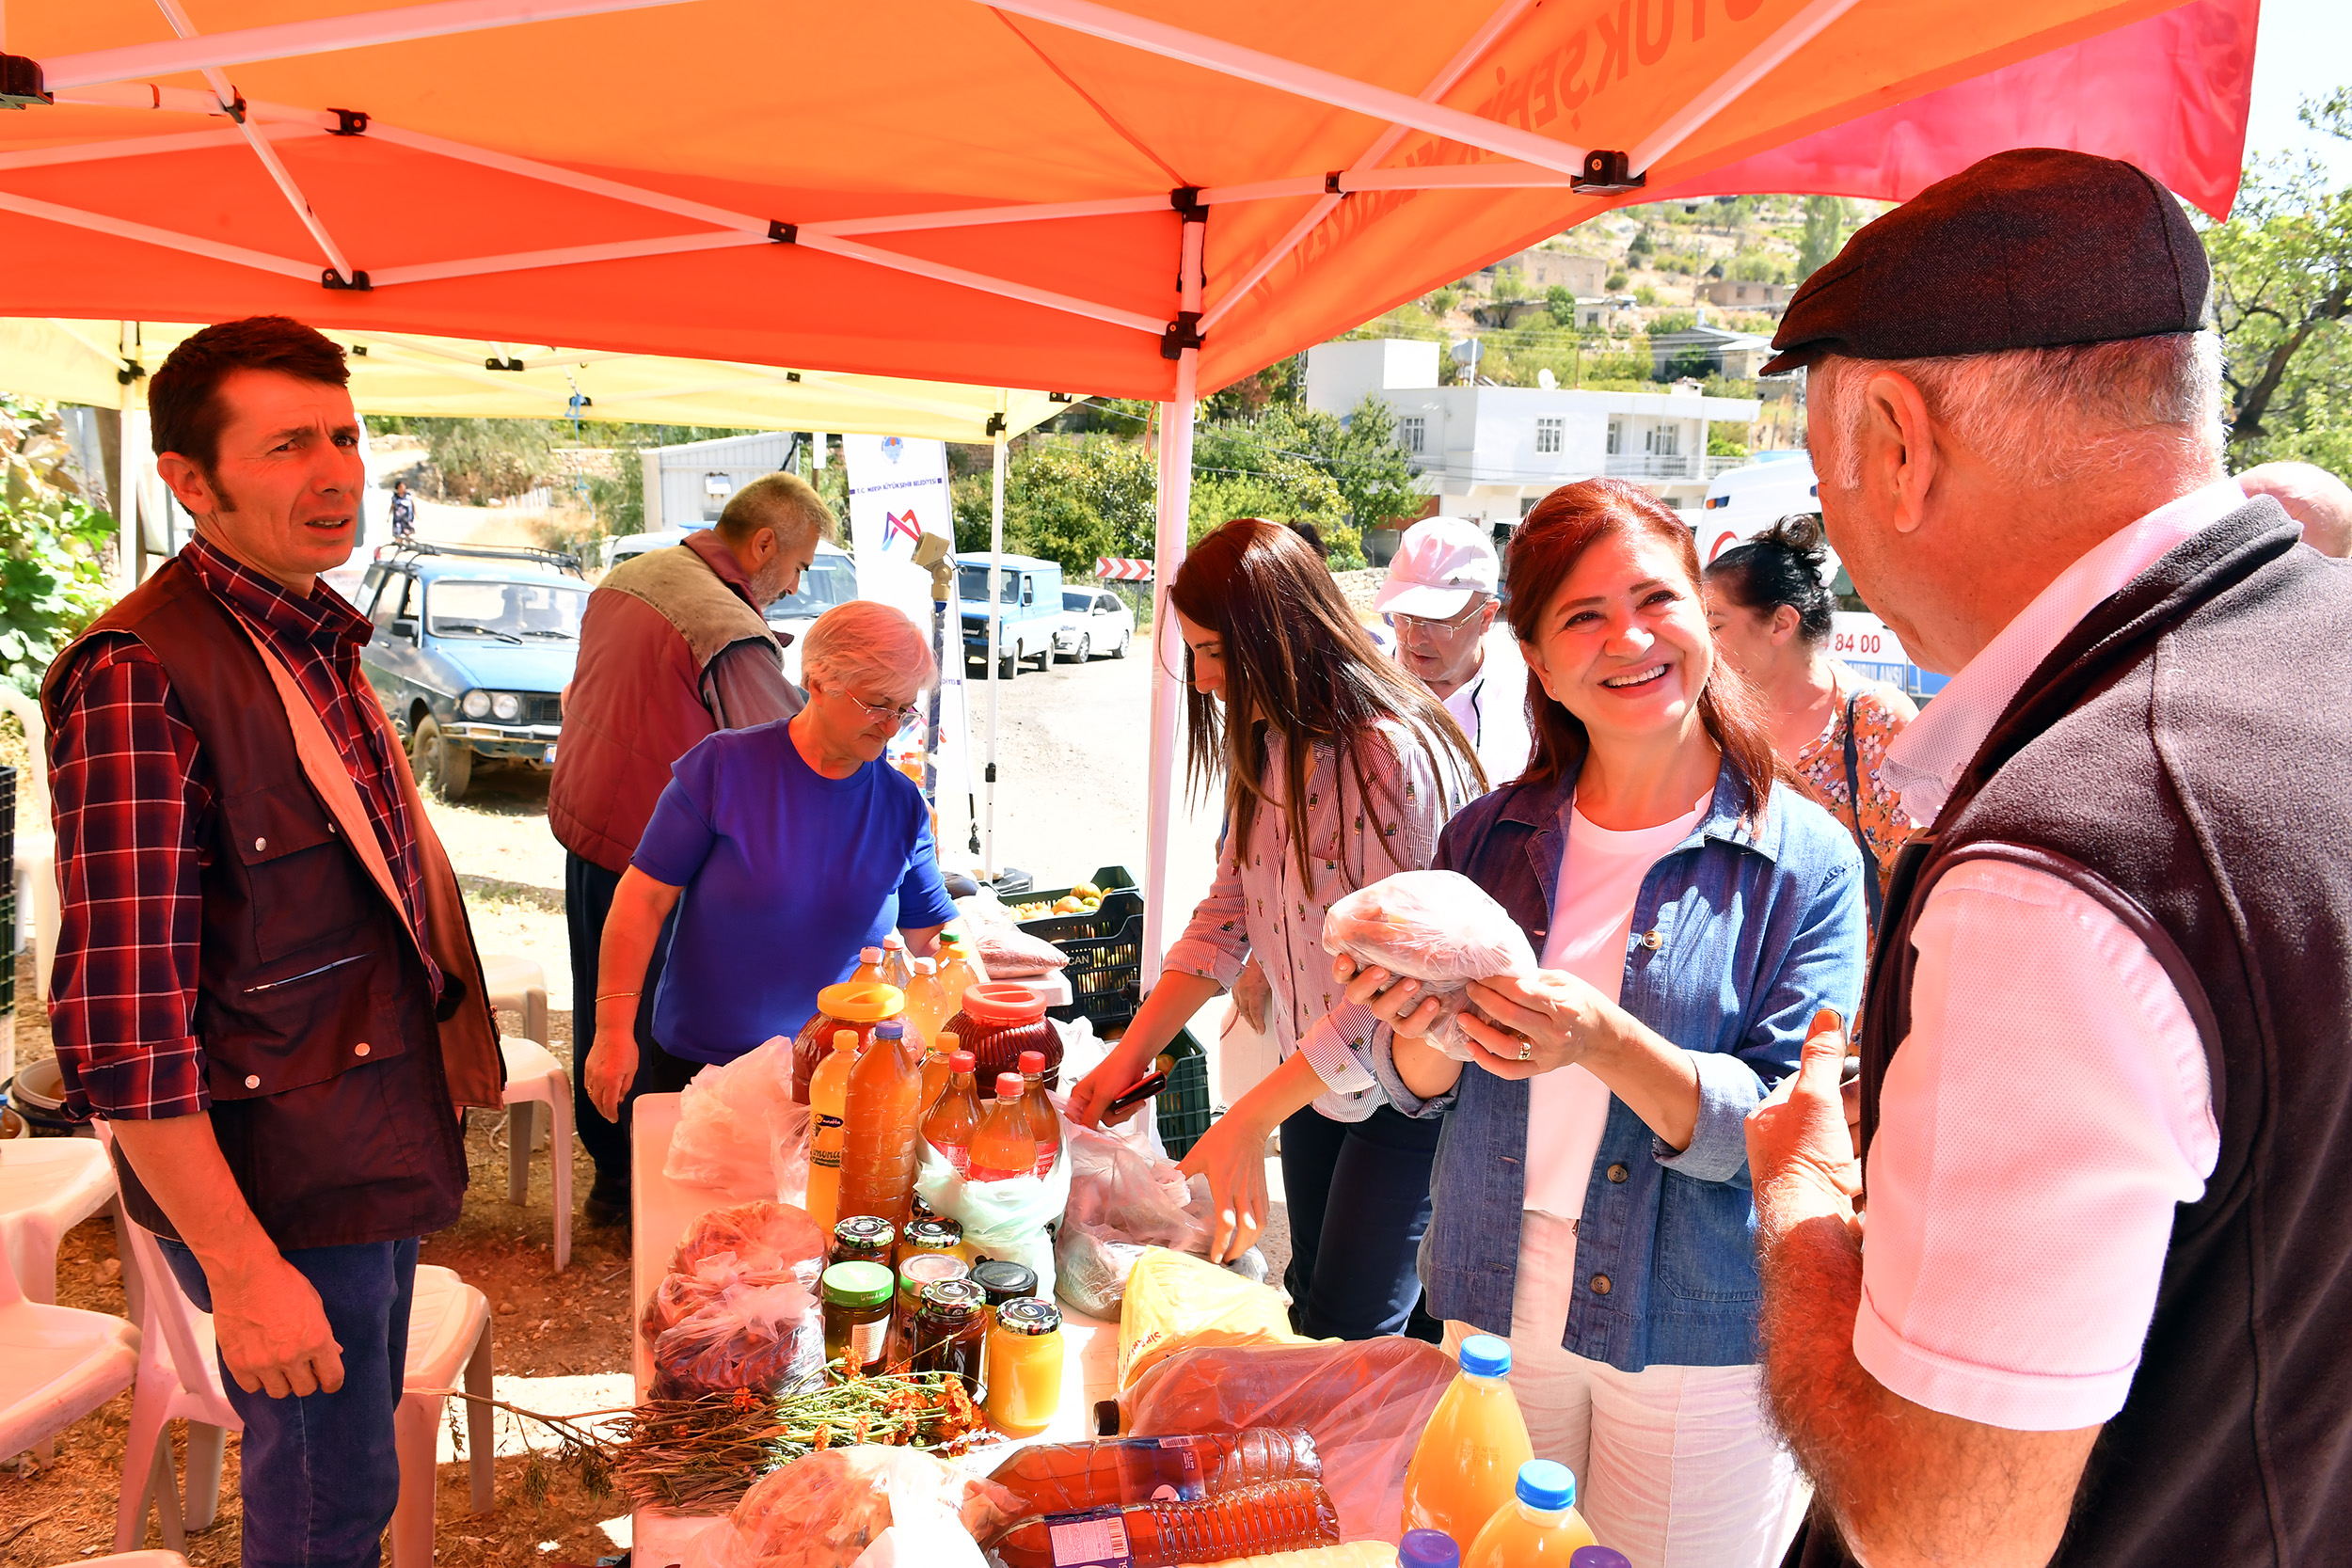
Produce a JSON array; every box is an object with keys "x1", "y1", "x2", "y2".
[{"x1": 1443, "y1": 1211, "x2": 1807, "y2": 1568}]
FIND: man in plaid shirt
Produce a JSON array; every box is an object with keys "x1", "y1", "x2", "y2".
[{"x1": 45, "y1": 317, "x2": 501, "y2": 1568}]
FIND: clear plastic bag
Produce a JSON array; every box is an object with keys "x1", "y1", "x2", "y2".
[
  {"x1": 913, "y1": 1113, "x2": 1073, "y2": 1300},
  {"x1": 954, "y1": 891, "x2": 1071, "y2": 976},
  {"x1": 1322, "y1": 870, "x2": 1536, "y2": 1062},
  {"x1": 1120, "y1": 1338, "x2": 1458, "y2": 1544},
  {"x1": 1118, "y1": 1249, "x2": 1317, "y2": 1390},
  {"x1": 643, "y1": 1201, "x2": 829, "y2": 1398},
  {"x1": 665, "y1": 1036, "x2": 804, "y2": 1197},
  {"x1": 683, "y1": 1445, "x2": 1020, "y2": 1568},
  {"x1": 1054, "y1": 1121, "x2": 1263, "y2": 1319}
]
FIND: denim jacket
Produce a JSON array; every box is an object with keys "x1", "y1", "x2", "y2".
[{"x1": 1373, "y1": 757, "x2": 1867, "y2": 1371}]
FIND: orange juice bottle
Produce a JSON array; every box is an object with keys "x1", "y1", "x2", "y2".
[
  {"x1": 936, "y1": 934, "x2": 986, "y2": 1009},
  {"x1": 967, "y1": 1073, "x2": 1039, "y2": 1183},
  {"x1": 1016, "y1": 1049, "x2": 1061, "y2": 1178},
  {"x1": 805, "y1": 1028, "x2": 858, "y2": 1230},
  {"x1": 879, "y1": 932, "x2": 915, "y2": 990},
  {"x1": 1401, "y1": 1335, "x2": 1535, "y2": 1547},
  {"x1": 922, "y1": 1027, "x2": 961, "y2": 1121},
  {"x1": 1461, "y1": 1461, "x2": 1597, "y2": 1566},
  {"x1": 923, "y1": 1051, "x2": 984, "y2": 1175},
  {"x1": 840, "y1": 1018, "x2": 925, "y2": 1227},
  {"x1": 904, "y1": 958, "x2": 955, "y2": 1048},
  {"x1": 852, "y1": 945, "x2": 888, "y2": 987}
]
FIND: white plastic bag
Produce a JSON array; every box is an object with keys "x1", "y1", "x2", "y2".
[
  {"x1": 913, "y1": 1113, "x2": 1072, "y2": 1300},
  {"x1": 665, "y1": 1037, "x2": 804, "y2": 1197},
  {"x1": 1321, "y1": 870, "x2": 1537, "y2": 1062},
  {"x1": 1054, "y1": 1121, "x2": 1266, "y2": 1319},
  {"x1": 683, "y1": 1446, "x2": 1018, "y2": 1568}
]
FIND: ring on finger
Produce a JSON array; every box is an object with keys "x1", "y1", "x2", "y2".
[{"x1": 1517, "y1": 1038, "x2": 1534, "y2": 1061}]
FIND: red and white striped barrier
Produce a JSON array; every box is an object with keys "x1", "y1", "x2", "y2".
[{"x1": 1094, "y1": 557, "x2": 1154, "y2": 581}]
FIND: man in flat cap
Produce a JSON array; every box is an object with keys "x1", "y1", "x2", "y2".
[{"x1": 1745, "y1": 149, "x2": 2352, "y2": 1565}]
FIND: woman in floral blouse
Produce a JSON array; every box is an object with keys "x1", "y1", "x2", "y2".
[
  {"x1": 1703, "y1": 515, "x2": 1918, "y2": 935},
  {"x1": 1067, "y1": 518, "x2": 1485, "y2": 1340}
]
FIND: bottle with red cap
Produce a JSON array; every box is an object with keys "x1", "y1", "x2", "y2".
[
  {"x1": 923, "y1": 1051, "x2": 984, "y2": 1175},
  {"x1": 968, "y1": 1073, "x2": 1040, "y2": 1183},
  {"x1": 1016, "y1": 1049, "x2": 1062, "y2": 1178}
]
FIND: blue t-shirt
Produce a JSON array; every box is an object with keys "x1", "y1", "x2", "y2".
[{"x1": 631, "y1": 719, "x2": 960, "y2": 1064}]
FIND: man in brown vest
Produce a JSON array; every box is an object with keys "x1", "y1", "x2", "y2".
[
  {"x1": 45, "y1": 317, "x2": 503, "y2": 1567},
  {"x1": 549, "y1": 472, "x2": 835, "y2": 1224},
  {"x1": 1746, "y1": 151, "x2": 2352, "y2": 1565}
]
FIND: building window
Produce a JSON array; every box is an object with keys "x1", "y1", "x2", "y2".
[
  {"x1": 1400, "y1": 416, "x2": 1425, "y2": 454},
  {"x1": 1535, "y1": 418, "x2": 1563, "y2": 454},
  {"x1": 1645, "y1": 424, "x2": 1680, "y2": 456},
  {"x1": 1606, "y1": 419, "x2": 1623, "y2": 455}
]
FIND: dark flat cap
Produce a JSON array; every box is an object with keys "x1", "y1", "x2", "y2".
[{"x1": 1760, "y1": 149, "x2": 2209, "y2": 376}]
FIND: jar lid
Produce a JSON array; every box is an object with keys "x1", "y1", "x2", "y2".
[
  {"x1": 919, "y1": 1277, "x2": 986, "y2": 1315},
  {"x1": 996, "y1": 1297, "x2": 1063, "y2": 1336},
  {"x1": 957, "y1": 981, "x2": 1049, "y2": 1026},
  {"x1": 834, "y1": 1215, "x2": 895, "y2": 1247},
  {"x1": 818, "y1": 980, "x2": 905, "y2": 1023},
  {"x1": 821, "y1": 1260, "x2": 894, "y2": 1307},
  {"x1": 968, "y1": 1259, "x2": 1039, "y2": 1303},
  {"x1": 898, "y1": 1253, "x2": 968, "y2": 1295},
  {"x1": 904, "y1": 1216, "x2": 963, "y2": 1246}
]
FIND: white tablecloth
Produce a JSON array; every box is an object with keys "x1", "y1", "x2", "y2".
[{"x1": 628, "y1": 1092, "x2": 1121, "y2": 1566}]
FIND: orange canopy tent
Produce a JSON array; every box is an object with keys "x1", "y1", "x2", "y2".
[{"x1": 0, "y1": 0, "x2": 2261, "y2": 972}]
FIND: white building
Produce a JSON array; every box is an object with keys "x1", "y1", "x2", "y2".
[{"x1": 1307, "y1": 339, "x2": 1761, "y2": 523}]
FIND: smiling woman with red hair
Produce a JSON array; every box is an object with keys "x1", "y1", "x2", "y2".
[{"x1": 1344, "y1": 480, "x2": 1867, "y2": 1566}]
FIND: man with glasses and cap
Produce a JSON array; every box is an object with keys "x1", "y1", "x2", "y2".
[{"x1": 1375, "y1": 516, "x2": 1532, "y2": 787}]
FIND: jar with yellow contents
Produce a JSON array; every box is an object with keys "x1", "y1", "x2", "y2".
[{"x1": 983, "y1": 1296, "x2": 1065, "y2": 1436}]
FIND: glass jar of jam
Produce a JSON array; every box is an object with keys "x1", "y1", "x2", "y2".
[
  {"x1": 830, "y1": 1214, "x2": 895, "y2": 1268},
  {"x1": 945, "y1": 982, "x2": 1059, "y2": 1099},
  {"x1": 968, "y1": 1259, "x2": 1039, "y2": 1320},
  {"x1": 911, "y1": 1277, "x2": 989, "y2": 1389},
  {"x1": 901, "y1": 1216, "x2": 965, "y2": 1262},
  {"x1": 791, "y1": 980, "x2": 906, "y2": 1103},
  {"x1": 895, "y1": 1252, "x2": 969, "y2": 1354},
  {"x1": 821, "y1": 1261, "x2": 895, "y2": 1380},
  {"x1": 983, "y1": 1296, "x2": 1065, "y2": 1435}
]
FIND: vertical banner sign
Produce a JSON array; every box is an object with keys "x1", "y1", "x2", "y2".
[{"x1": 842, "y1": 434, "x2": 973, "y2": 846}]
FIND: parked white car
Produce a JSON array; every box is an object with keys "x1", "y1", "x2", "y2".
[{"x1": 1053, "y1": 587, "x2": 1135, "y2": 662}]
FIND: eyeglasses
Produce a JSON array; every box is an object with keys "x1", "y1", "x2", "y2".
[
  {"x1": 1383, "y1": 598, "x2": 1490, "y2": 636},
  {"x1": 840, "y1": 689, "x2": 924, "y2": 728}
]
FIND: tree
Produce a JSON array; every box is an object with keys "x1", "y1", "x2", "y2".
[
  {"x1": 0, "y1": 396, "x2": 116, "y2": 694},
  {"x1": 2206, "y1": 93, "x2": 2352, "y2": 453},
  {"x1": 1546, "y1": 284, "x2": 1579, "y2": 328},
  {"x1": 952, "y1": 435, "x2": 1156, "y2": 575},
  {"x1": 1491, "y1": 268, "x2": 1527, "y2": 303},
  {"x1": 1797, "y1": 196, "x2": 1851, "y2": 277}
]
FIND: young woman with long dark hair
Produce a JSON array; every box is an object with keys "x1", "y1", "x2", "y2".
[
  {"x1": 1066, "y1": 518, "x2": 1485, "y2": 1340},
  {"x1": 1343, "y1": 481, "x2": 1867, "y2": 1566}
]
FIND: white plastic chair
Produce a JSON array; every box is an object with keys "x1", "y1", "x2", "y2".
[
  {"x1": 500, "y1": 1036, "x2": 573, "y2": 1272},
  {"x1": 0, "y1": 1135, "x2": 119, "y2": 1307},
  {"x1": 112, "y1": 1212, "x2": 495, "y2": 1562},
  {"x1": 0, "y1": 1221, "x2": 138, "y2": 1469},
  {"x1": 57, "y1": 1554, "x2": 191, "y2": 1567},
  {"x1": 478, "y1": 952, "x2": 549, "y2": 1047}
]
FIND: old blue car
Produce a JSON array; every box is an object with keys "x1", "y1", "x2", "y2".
[{"x1": 356, "y1": 542, "x2": 588, "y2": 800}]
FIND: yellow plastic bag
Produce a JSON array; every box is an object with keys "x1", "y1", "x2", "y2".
[{"x1": 1118, "y1": 1247, "x2": 1322, "y2": 1388}]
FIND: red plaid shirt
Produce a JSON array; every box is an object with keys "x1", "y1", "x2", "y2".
[{"x1": 47, "y1": 535, "x2": 436, "y2": 1120}]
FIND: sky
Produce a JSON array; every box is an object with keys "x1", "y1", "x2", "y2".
[{"x1": 2244, "y1": 0, "x2": 2352, "y2": 181}]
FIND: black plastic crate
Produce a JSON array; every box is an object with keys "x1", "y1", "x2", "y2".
[
  {"x1": 1016, "y1": 866, "x2": 1145, "y2": 1030},
  {"x1": 1153, "y1": 1026, "x2": 1215, "y2": 1160},
  {"x1": 1010, "y1": 864, "x2": 1139, "y2": 943}
]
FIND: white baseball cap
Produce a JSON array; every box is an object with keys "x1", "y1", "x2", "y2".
[{"x1": 1374, "y1": 516, "x2": 1500, "y2": 620}]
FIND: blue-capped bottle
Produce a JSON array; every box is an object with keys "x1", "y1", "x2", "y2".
[
  {"x1": 1399, "y1": 1334, "x2": 1535, "y2": 1545},
  {"x1": 1400, "y1": 1528, "x2": 1463, "y2": 1568},
  {"x1": 1462, "y1": 1460, "x2": 1599, "y2": 1565}
]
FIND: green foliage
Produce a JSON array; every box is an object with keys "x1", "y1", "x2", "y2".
[
  {"x1": 1629, "y1": 229, "x2": 1655, "y2": 258},
  {"x1": 1634, "y1": 284, "x2": 1660, "y2": 306},
  {"x1": 952, "y1": 435, "x2": 1155, "y2": 576},
  {"x1": 1427, "y1": 286, "x2": 1465, "y2": 317},
  {"x1": 1605, "y1": 270, "x2": 1629, "y2": 291},
  {"x1": 2204, "y1": 103, "x2": 2352, "y2": 455},
  {"x1": 1708, "y1": 428, "x2": 1751, "y2": 458},
  {"x1": 0, "y1": 397, "x2": 116, "y2": 693},
  {"x1": 1491, "y1": 268, "x2": 1528, "y2": 303},
  {"x1": 1650, "y1": 309, "x2": 1698, "y2": 335},
  {"x1": 1200, "y1": 356, "x2": 1303, "y2": 423},
  {"x1": 1797, "y1": 196, "x2": 1851, "y2": 277},
  {"x1": 1545, "y1": 285, "x2": 1580, "y2": 327},
  {"x1": 1726, "y1": 250, "x2": 1785, "y2": 282}
]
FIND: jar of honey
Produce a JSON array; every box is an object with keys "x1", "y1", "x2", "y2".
[
  {"x1": 830, "y1": 1215, "x2": 896, "y2": 1268},
  {"x1": 945, "y1": 982, "x2": 1059, "y2": 1100},
  {"x1": 911, "y1": 1277, "x2": 989, "y2": 1389},
  {"x1": 791, "y1": 980, "x2": 906, "y2": 1103},
  {"x1": 901, "y1": 1216, "x2": 966, "y2": 1262},
  {"x1": 983, "y1": 1296, "x2": 1065, "y2": 1435},
  {"x1": 821, "y1": 1261, "x2": 895, "y2": 1380}
]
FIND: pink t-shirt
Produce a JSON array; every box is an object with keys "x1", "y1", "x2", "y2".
[{"x1": 1521, "y1": 794, "x2": 1706, "y2": 1219}]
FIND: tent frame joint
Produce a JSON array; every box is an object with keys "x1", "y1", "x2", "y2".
[
  {"x1": 768, "y1": 219, "x2": 798, "y2": 244},
  {"x1": 326, "y1": 106, "x2": 370, "y2": 135},
  {"x1": 321, "y1": 266, "x2": 373, "y2": 291},
  {"x1": 1570, "y1": 149, "x2": 1646, "y2": 195},
  {"x1": 1160, "y1": 310, "x2": 1203, "y2": 360},
  {"x1": 1323, "y1": 169, "x2": 1349, "y2": 197},
  {"x1": 985, "y1": 411, "x2": 1008, "y2": 436},
  {"x1": 0, "y1": 55, "x2": 52, "y2": 108},
  {"x1": 1168, "y1": 185, "x2": 1206, "y2": 221}
]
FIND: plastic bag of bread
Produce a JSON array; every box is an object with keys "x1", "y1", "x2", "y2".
[
  {"x1": 1321, "y1": 871, "x2": 1535, "y2": 1062},
  {"x1": 954, "y1": 892, "x2": 1072, "y2": 976},
  {"x1": 1119, "y1": 1248, "x2": 1321, "y2": 1389},
  {"x1": 683, "y1": 1444, "x2": 1020, "y2": 1568},
  {"x1": 1120, "y1": 1338, "x2": 1456, "y2": 1543},
  {"x1": 670, "y1": 1200, "x2": 827, "y2": 1275}
]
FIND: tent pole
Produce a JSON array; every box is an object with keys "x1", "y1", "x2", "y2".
[
  {"x1": 117, "y1": 321, "x2": 143, "y2": 590},
  {"x1": 984, "y1": 436, "x2": 1005, "y2": 881},
  {"x1": 1141, "y1": 209, "x2": 1207, "y2": 992}
]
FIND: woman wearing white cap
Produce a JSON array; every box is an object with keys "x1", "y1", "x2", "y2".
[{"x1": 1377, "y1": 517, "x2": 1534, "y2": 785}]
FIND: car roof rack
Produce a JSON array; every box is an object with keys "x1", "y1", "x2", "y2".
[{"x1": 372, "y1": 540, "x2": 584, "y2": 576}]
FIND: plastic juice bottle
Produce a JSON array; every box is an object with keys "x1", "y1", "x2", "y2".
[
  {"x1": 1461, "y1": 1461, "x2": 1597, "y2": 1566},
  {"x1": 967, "y1": 1073, "x2": 1039, "y2": 1182},
  {"x1": 1400, "y1": 1335, "x2": 1536, "y2": 1547},
  {"x1": 922, "y1": 1051, "x2": 984, "y2": 1175},
  {"x1": 1400, "y1": 1528, "x2": 1462, "y2": 1568},
  {"x1": 879, "y1": 932, "x2": 914, "y2": 990},
  {"x1": 805, "y1": 1028, "x2": 858, "y2": 1231},
  {"x1": 852, "y1": 945, "x2": 888, "y2": 986},
  {"x1": 904, "y1": 958, "x2": 955, "y2": 1049},
  {"x1": 1016, "y1": 1049, "x2": 1061, "y2": 1178},
  {"x1": 936, "y1": 935, "x2": 986, "y2": 1009},
  {"x1": 839, "y1": 1017, "x2": 926, "y2": 1227},
  {"x1": 921, "y1": 1028, "x2": 961, "y2": 1124}
]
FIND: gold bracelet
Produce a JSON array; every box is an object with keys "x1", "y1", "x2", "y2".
[{"x1": 595, "y1": 990, "x2": 642, "y2": 1003}]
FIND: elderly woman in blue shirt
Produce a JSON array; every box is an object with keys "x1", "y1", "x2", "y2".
[
  {"x1": 584, "y1": 600, "x2": 960, "y2": 1118},
  {"x1": 1344, "y1": 481, "x2": 1866, "y2": 1568}
]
